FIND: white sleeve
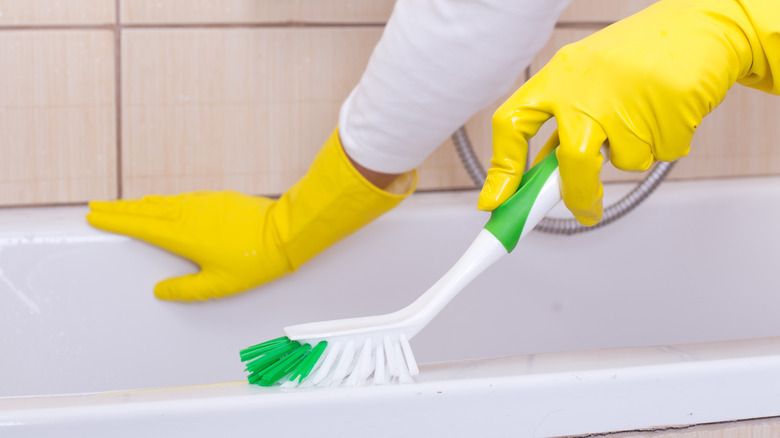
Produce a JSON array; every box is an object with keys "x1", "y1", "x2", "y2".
[{"x1": 339, "y1": 0, "x2": 571, "y2": 174}]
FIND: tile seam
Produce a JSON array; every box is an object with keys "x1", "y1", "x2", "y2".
[
  {"x1": 115, "y1": 0, "x2": 123, "y2": 199},
  {"x1": 0, "y1": 22, "x2": 387, "y2": 31}
]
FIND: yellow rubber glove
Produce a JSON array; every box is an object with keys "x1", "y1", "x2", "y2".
[
  {"x1": 478, "y1": 0, "x2": 779, "y2": 226},
  {"x1": 87, "y1": 129, "x2": 416, "y2": 301}
]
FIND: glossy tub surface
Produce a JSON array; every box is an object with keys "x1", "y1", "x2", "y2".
[{"x1": 2, "y1": 177, "x2": 780, "y2": 437}]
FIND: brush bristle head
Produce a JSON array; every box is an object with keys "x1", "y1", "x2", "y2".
[
  {"x1": 240, "y1": 336, "x2": 327, "y2": 386},
  {"x1": 240, "y1": 334, "x2": 419, "y2": 388}
]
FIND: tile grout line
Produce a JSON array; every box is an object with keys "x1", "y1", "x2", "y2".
[
  {"x1": 0, "y1": 24, "x2": 115, "y2": 31},
  {"x1": 119, "y1": 21, "x2": 386, "y2": 29},
  {"x1": 114, "y1": 0, "x2": 123, "y2": 199},
  {"x1": 555, "y1": 21, "x2": 613, "y2": 29},
  {"x1": 0, "y1": 22, "x2": 385, "y2": 32}
]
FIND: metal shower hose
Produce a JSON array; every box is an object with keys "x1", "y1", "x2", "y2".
[{"x1": 451, "y1": 126, "x2": 677, "y2": 235}]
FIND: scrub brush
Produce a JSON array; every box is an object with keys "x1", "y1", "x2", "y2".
[{"x1": 240, "y1": 148, "x2": 578, "y2": 387}]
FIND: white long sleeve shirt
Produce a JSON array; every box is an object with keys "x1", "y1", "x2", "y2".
[{"x1": 339, "y1": 0, "x2": 571, "y2": 174}]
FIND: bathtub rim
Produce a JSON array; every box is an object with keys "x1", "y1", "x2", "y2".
[{"x1": 3, "y1": 335, "x2": 780, "y2": 437}]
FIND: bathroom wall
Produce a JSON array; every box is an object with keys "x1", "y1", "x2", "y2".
[{"x1": 1, "y1": 0, "x2": 778, "y2": 207}]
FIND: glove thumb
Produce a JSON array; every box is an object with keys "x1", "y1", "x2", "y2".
[{"x1": 154, "y1": 270, "x2": 224, "y2": 301}]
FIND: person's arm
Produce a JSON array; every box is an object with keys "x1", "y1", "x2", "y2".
[
  {"x1": 340, "y1": 0, "x2": 570, "y2": 175},
  {"x1": 87, "y1": 0, "x2": 570, "y2": 300}
]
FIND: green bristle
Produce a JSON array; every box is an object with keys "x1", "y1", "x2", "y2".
[
  {"x1": 247, "y1": 341, "x2": 301, "y2": 368},
  {"x1": 246, "y1": 342, "x2": 300, "y2": 368},
  {"x1": 256, "y1": 343, "x2": 312, "y2": 386},
  {"x1": 240, "y1": 336, "x2": 292, "y2": 362},
  {"x1": 289, "y1": 341, "x2": 328, "y2": 383},
  {"x1": 240, "y1": 336, "x2": 330, "y2": 386},
  {"x1": 246, "y1": 345, "x2": 299, "y2": 385},
  {"x1": 244, "y1": 341, "x2": 299, "y2": 374}
]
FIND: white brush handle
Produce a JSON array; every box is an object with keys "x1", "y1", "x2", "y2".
[
  {"x1": 395, "y1": 166, "x2": 563, "y2": 337},
  {"x1": 285, "y1": 166, "x2": 563, "y2": 342}
]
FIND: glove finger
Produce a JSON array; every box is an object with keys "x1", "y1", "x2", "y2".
[
  {"x1": 154, "y1": 271, "x2": 230, "y2": 301},
  {"x1": 556, "y1": 112, "x2": 608, "y2": 227},
  {"x1": 606, "y1": 129, "x2": 656, "y2": 172},
  {"x1": 88, "y1": 195, "x2": 182, "y2": 220},
  {"x1": 478, "y1": 104, "x2": 553, "y2": 211},
  {"x1": 86, "y1": 210, "x2": 186, "y2": 252},
  {"x1": 89, "y1": 195, "x2": 182, "y2": 219}
]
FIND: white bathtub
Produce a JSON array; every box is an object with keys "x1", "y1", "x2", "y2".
[{"x1": 2, "y1": 176, "x2": 780, "y2": 437}]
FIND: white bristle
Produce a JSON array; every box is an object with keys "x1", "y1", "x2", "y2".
[
  {"x1": 331, "y1": 340, "x2": 356, "y2": 385},
  {"x1": 374, "y1": 343, "x2": 387, "y2": 385},
  {"x1": 280, "y1": 379, "x2": 298, "y2": 389},
  {"x1": 356, "y1": 338, "x2": 375, "y2": 380},
  {"x1": 384, "y1": 336, "x2": 402, "y2": 378},
  {"x1": 311, "y1": 341, "x2": 341, "y2": 385},
  {"x1": 285, "y1": 335, "x2": 419, "y2": 387},
  {"x1": 345, "y1": 338, "x2": 373, "y2": 386},
  {"x1": 399, "y1": 334, "x2": 419, "y2": 376},
  {"x1": 296, "y1": 375, "x2": 317, "y2": 389},
  {"x1": 393, "y1": 340, "x2": 414, "y2": 384}
]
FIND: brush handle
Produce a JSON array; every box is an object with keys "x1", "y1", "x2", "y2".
[
  {"x1": 396, "y1": 150, "x2": 565, "y2": 336},
  {"x1": 285, "y1": 153, "x2": 565, "y2": 342},
  {"x1": 484, "y1": 150, "x2": 561, "y2": 252}
]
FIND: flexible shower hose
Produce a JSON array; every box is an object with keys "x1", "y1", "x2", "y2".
[{"x1": 451, "y1": 126, "x2": 676, "y2": 235}]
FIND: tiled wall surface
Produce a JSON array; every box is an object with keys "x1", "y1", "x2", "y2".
[
  {"x1": 1, "y1": 0, "x2": 779, "y2": 206},
  {"x1": 0, "y1": 29, "x2": 116, "y2": 205},
  {"x1": 0, "y1": 1, "x2": 114, "y2": 25},
  {"x1": 120, "y1": 0, "x2": 394, "y2": 24},
  {"x1": 121, "y1": 27, "x2": 383, "y2": 197}
]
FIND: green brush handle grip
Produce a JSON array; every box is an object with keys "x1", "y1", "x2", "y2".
[{"x1": 483, "y1": 150, "x2": 559, "y2": 253}]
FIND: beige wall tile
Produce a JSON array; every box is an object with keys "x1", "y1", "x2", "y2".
[
  {"x1": 559, "y1": 0, "x2": 658, "y2": 23},
  {"x1": 528, "y1": 28, "x2": 780, "y2": 183},
  {"x1": 0, "y1": 30, "x2": 116, "y2": 206},
  {"x1": 122, "y1": 28, "x2": 350, "y2": 197},
  {"x1": 121, "y1": 27, "x2": 488, "y2": 198},
  {"x1": 122, "y1": 28, "x2": 353, "y2": 197},
  {"x1": 121, "y1": 0, "x2": 394, "y2": 24},
  {"x1": 684, "y1": 85, "x2": 780, "y2": 179},
  {"x1": 0, "y1": 1, "x2": 114, "y2": 25}
]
